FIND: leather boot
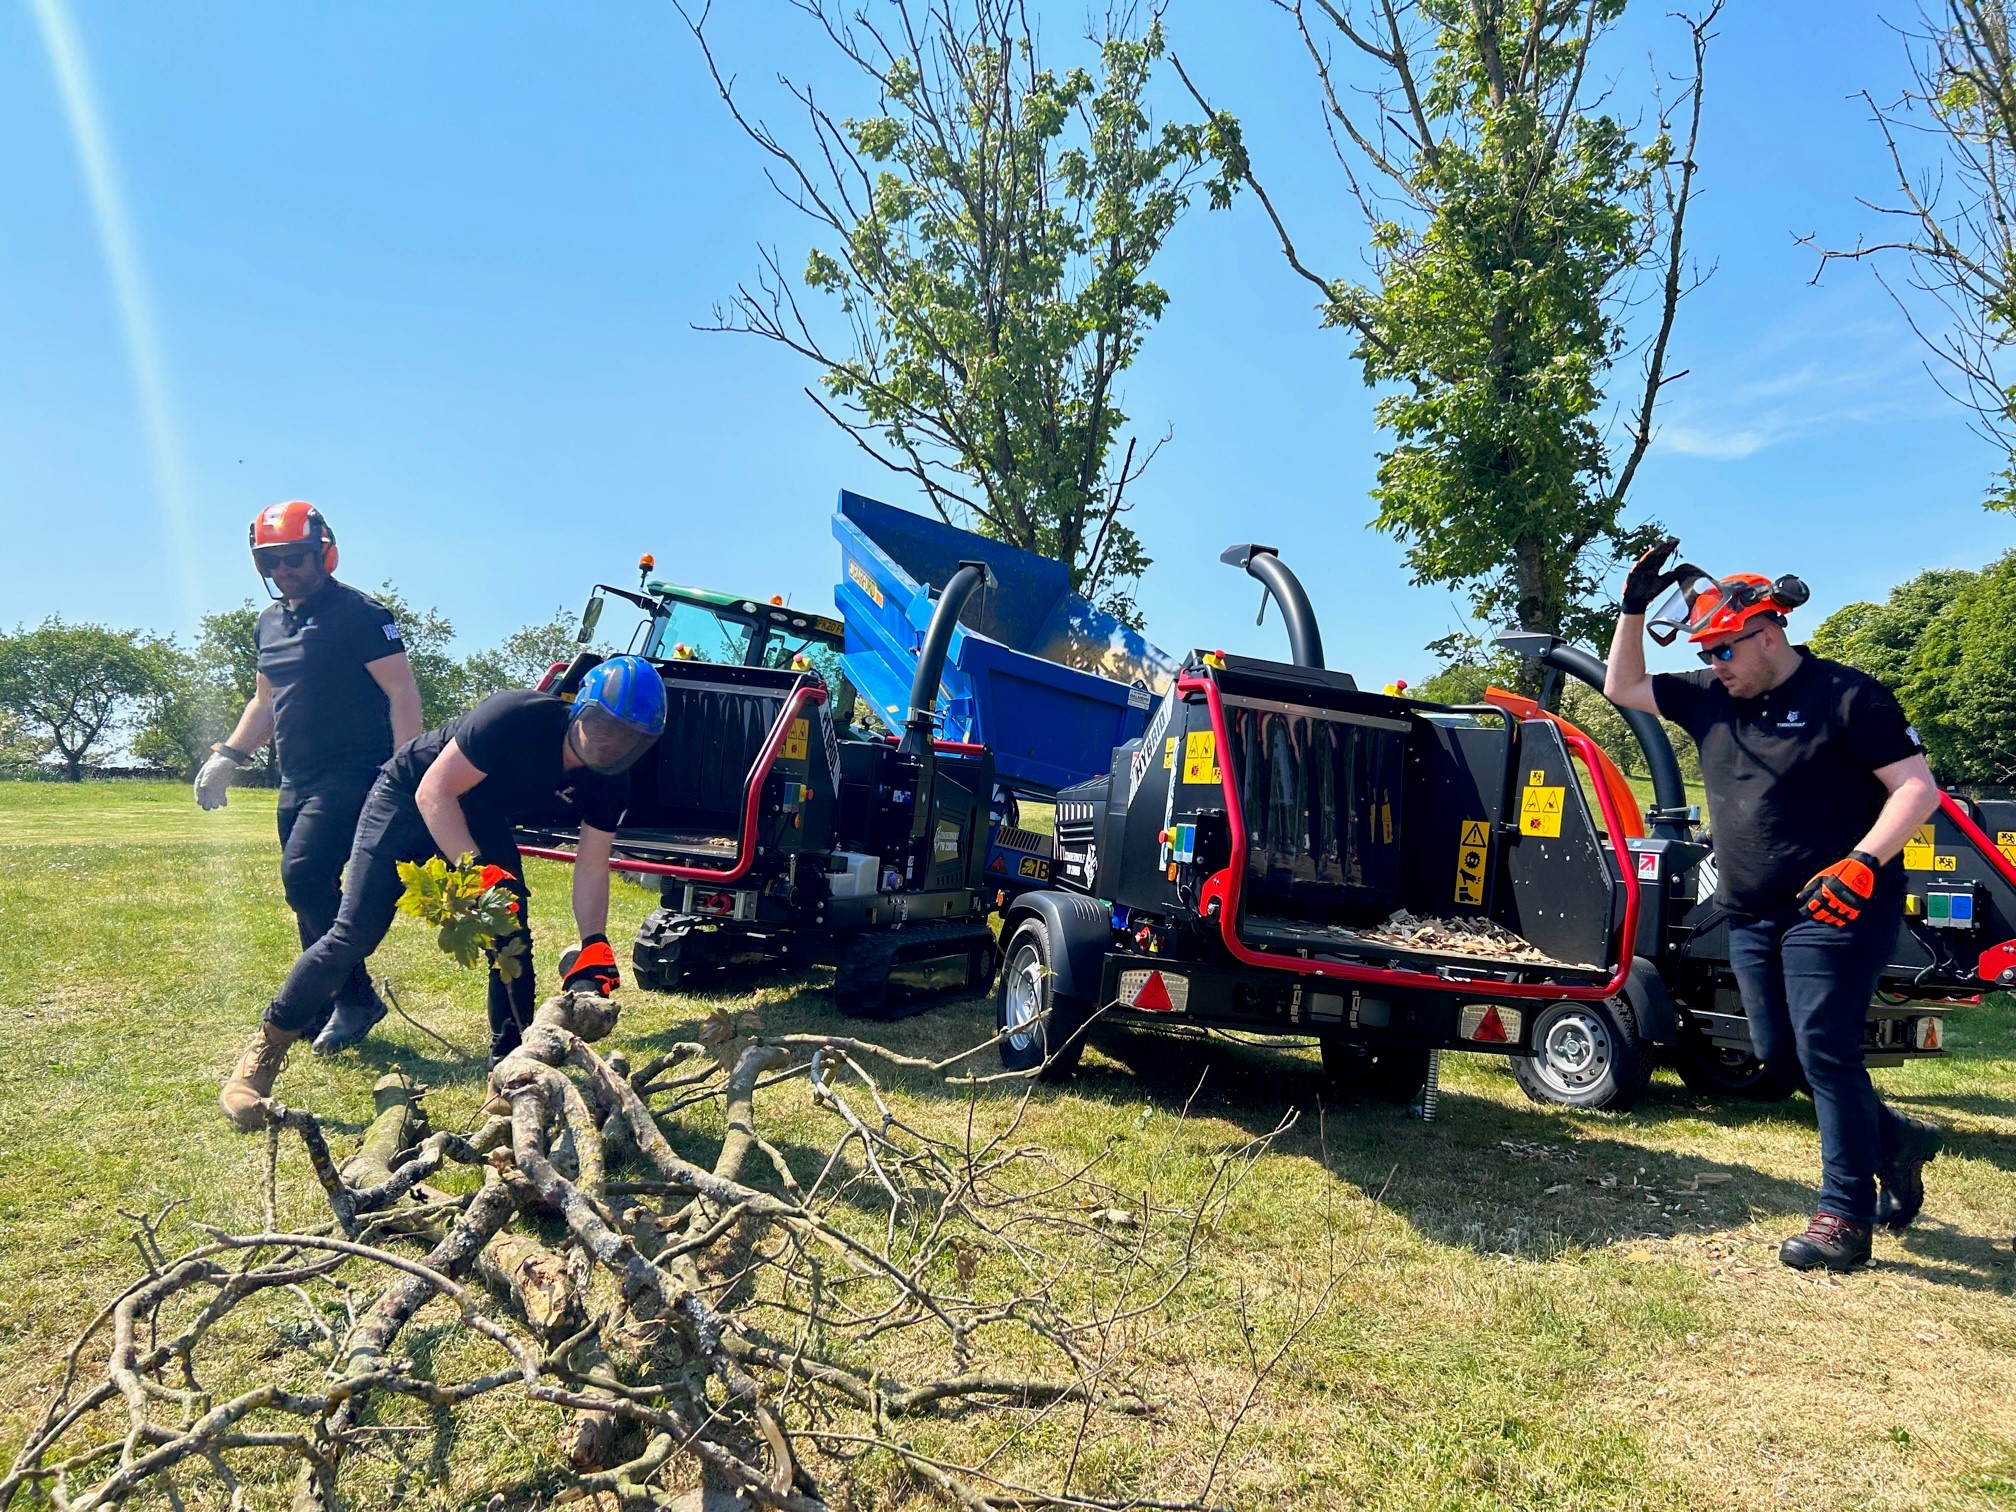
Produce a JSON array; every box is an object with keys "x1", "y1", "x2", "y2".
[
  {"x1": 1879, "y1": 1117, "x2": 1943, "y2": 1232},
  {"x1": 1779, "y1": 1212, "x2": 1872, "y2": 1272},
  {"x1": 219, "y1": 1024, "x2": 302, "y2": 1131},
  {"x1": 312, "y1": 978, "x2": 387, "y2": 1056}
]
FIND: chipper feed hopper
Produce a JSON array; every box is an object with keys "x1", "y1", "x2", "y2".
[{"x1": 519, "y1": 492, "x2": 1179, "y2": 1017}]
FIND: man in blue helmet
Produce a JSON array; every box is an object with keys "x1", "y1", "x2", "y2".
[{"x1": 220, "y1": 656, "x2": 668, "y2": 1129}]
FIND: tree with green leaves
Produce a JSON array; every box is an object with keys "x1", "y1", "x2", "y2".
[
  {"x1": 1808, "y1": 568, "x2": 1980, "y2": 691},
  {"x1": 371, "y1": 583, "x2": 467, "y2": 730},
  {"x1": 1184, "y1": 0, "x2": 1718, "y2": 662},
  {"x1": 1901, "y1": 551, "x2": 2016, "y2": 783},
  {"x1": 1812, "y1": 559, "x2": 2016, "y2": 785},
  {"x1": 132, "y1": 605, "x2": 266, "y2": 779},
  {"x1": 1816, "y1": 1, "x2": 2016, "y2": 509},
  {"x1": 0, "y1": 618, "x2": 175, "y2": 780},
  {"x1": 683, "y1": 0, "x2": 1237, "y2": 624},
  {"x1": 460, "y1": 609, "x2": 580, "y2": 705}
]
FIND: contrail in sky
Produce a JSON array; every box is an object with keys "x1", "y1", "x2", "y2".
[{"x1": 30, "y1": 0, "x2": 201, "y2": 620}]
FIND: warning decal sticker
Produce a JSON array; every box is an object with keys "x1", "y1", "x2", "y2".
[
  {"x1": 1519, "y1": 783, "x2": 1565, "y2": 839},
  {"x1": 1454, "y1": 818, "x2": 1488, "y2": 905},
  {"x1": 783, "y1": 718, "x2": 809, "y2": 761},
  {"x1": 1999, "y1": 830, "x2": 2016, "y2": 866},
  {"x1": 1183, "y1": 730, "x2": 1221, "y2": 785},
  {"x1": 1163, "y1": 736, "x2": 1177, "y2": 769},
  {"x1": 1903, "y1": 824, "x2": 1936, "y2": 872}
]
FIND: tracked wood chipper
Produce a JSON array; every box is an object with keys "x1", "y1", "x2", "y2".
[
  {"x1": 993, "y1": 546, "x2": 2016, "y2": 1111},
  {"x1": 520, "y1": 492, "x2": 1175, "y2": 1018}
]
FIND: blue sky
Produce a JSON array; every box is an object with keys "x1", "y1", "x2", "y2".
[{"x1": 2, "y1": 0, "x2": 2011, "y2": 686}]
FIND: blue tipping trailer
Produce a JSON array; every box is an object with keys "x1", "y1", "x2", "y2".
[{"x1": 832, "y1": 490, "x2": 1177, "y2": 798}]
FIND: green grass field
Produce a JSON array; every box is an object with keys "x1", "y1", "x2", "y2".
[{"x1": 2, "y1": 781, "x2": 2014, "y2": 1510}]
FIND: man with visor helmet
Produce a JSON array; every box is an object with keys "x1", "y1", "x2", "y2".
[
  {"x1": 199, "y1": 502, "x2": 423, "y2": 1051},
  {"x1": 219, "y1": 655, "x2": 667, "y2": 1129},
  {"x1": 1606, "y1": 542, "x2": 1944, "y2": 1271}
]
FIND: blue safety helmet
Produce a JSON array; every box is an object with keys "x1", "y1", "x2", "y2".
[{"x1": 566, "y1": 655, "x2": 667, "y2": 775}]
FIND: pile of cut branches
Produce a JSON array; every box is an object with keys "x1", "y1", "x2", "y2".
[{"x1": 2, "y1": 992, "x2": 1317, "y2": 1511}]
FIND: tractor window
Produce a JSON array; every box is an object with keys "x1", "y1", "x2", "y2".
[{"x1": 650, "y1": 601, "x2": 754, "y2": 665}]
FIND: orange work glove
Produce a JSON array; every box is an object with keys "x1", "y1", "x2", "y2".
[
  {"x1": 1797, "y1": 851, "x2": 1879, "y2": 928},
  {"x1": 563, "y1": 934, "x2": 620, "y2": 996}
]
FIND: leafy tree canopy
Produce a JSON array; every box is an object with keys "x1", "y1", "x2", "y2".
[
  {"x1": 0, "y1": 618, "x2": 175, "y2": 780},
  {"x1": 1189, "y1": 0, "x2": 1718, "y2": 666},
  {"x1": 688, "y1": 0, "x2": 1237, "y2": 624}
]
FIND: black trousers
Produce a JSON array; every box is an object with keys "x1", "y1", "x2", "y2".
[
  {"x1": 1726, "y1": 872, "x2": 1910, "y2": 1226},
  {"x1": 265, "y1": 775, "x2": 537, "y2": 1060},
  {"x1": 276, "y1": 778, "x2": 378, "y2": 1013}
]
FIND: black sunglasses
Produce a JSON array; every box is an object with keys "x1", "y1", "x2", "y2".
[
  {"x1": 258, "y1": 547, "x2": 317, "y2": 570},
  {"x1": 1697, "y1": 626, "x2": 1768, "y2": 664}
]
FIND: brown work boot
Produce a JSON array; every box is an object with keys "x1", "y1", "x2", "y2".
[{"x1": 219, "y1": 1024, "x2": 302, "y2": 1131}]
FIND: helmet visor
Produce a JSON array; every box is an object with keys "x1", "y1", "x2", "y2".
[
  {"x1": 567, "y1": 702, "x2": 658, "y2": 776},
  {"x1": 1645, "y1": 568, "x2": 1716, "y2": 647}
]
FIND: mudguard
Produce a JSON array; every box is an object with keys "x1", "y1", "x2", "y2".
[
  {"x1": 1623, "y1": 955, "x2": 1678, "y2": 1046},
  {"x1": 1004, "y1": 891, "x2": 1113, "y2": 1004}
]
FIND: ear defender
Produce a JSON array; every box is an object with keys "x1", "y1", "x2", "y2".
[{"x1": 1771, "y1": 574, "x2": 1809, "y2": 612}]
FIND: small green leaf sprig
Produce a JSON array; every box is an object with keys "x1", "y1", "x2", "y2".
[{"x1": 395, "y1": 855, "x2": 529, "y2": 981}]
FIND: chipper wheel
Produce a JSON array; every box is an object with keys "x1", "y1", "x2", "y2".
[
  {"x1": 834, "y1": 920, "x2": 1000, "y2": 1021},
  {"x1": 1509, "y1": 996, "x2": 1656, "y2": 1112},
  {"x1": 995, "y1": 918, "x2": 1091, "y2": 1080},
  {"x1": 1672, "y1": 1040, "x2": 1797, "y2": 1102}
]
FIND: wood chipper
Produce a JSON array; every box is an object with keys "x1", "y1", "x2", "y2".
[
  {"x1": 518, "y1": 492, "x2": 1179, "y2": 1017},
  {"x1": 993, "y1": 545, "x2": 1660, "y2": 1103}
]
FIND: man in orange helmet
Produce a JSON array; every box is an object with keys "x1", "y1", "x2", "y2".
[
  {"x1": 1606, "y1": 542, "x2": 1944, "y2": 1272},
  {"x1": 199, "y1": 502, "x2": 424, "y2": 1053}
]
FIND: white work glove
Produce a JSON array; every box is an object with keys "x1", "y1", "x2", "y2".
[{"x1": 194, "y1": 750, "x2": 240, "y2": 810}]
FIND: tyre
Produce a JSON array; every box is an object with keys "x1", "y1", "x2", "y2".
[
  {"x1": 1320, "y1": 1040, "x2": 1432, "y2": 1105},
  {"x1": 1672, "y1": 1040, "x2": 1797, "y2": 1101},
  {"x1": 631, "y1": 910, "x2": 694, "y2": 995},
  {"x1": 1510, "y1": 996, "x2": 1655, "y2": 1112},
  {"x1": 996, "y1": 919, "x2": 1088, "y2": 1080}
]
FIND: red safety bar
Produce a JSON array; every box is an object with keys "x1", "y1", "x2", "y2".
[
  {"x1": 520, "y1": 680, "x2": 828, "y2": 884},
  {"x1": 878, "y1": 734, "x2": 988, "y2": 756},
  {"x1": 1938, "y1": 791, "x2": 2016, "y2": 891},
  {"x1": 1174, "y1": 674, "x2": 1641, "y2": 1003}
]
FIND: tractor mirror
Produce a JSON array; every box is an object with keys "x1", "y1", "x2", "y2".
[{"x1": 578, "y1": 593, "x2": 605, "y2": 645}]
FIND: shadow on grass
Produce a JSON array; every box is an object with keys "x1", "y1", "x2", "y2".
[{"x1": 1885, "y1": 1219, "x2": 2016, "y2": 1295}]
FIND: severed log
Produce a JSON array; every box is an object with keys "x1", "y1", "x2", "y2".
[{"x1": 338, "y1": 1070, "x2": 427, "y2": 1189}]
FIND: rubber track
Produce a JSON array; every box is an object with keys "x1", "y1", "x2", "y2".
[{"x1": 833, "y1": 919, "x2": 999, "y2": 1022}]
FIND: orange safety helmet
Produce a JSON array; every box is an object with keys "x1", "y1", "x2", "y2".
[
  {"x1": 1683, "y1": 571, "x2": 1809, "y2": 642},
  {"x1": 249, "y1": 500, "x2": 338, "y2": 575}
]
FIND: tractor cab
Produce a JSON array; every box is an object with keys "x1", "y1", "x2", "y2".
[{"x1": 574, "y1": 557, "x2": 848, "y2": 679}]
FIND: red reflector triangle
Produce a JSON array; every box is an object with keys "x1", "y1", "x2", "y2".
[
  {"x1": 1472, "y1": 1005, "x2": 1509, "y2": 1043},
  {"x1": 1132, "y1": 971, "x2": 1174, "y2": 1012}
]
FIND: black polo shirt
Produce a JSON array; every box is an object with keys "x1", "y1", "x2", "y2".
[
  {"x1": 1653, "y1": 650, "x2": 1924, "y2": 913},
  {"x1": 384, "y1": 689, "x2": 629, "y2": 837},
  {"x1": 256, "y1": 579, "x2": 405, "y2": 788}
]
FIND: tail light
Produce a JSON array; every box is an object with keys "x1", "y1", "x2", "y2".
[{"x1": 1117, "y1": 968, "x2": 1188, "y2": 1013}]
